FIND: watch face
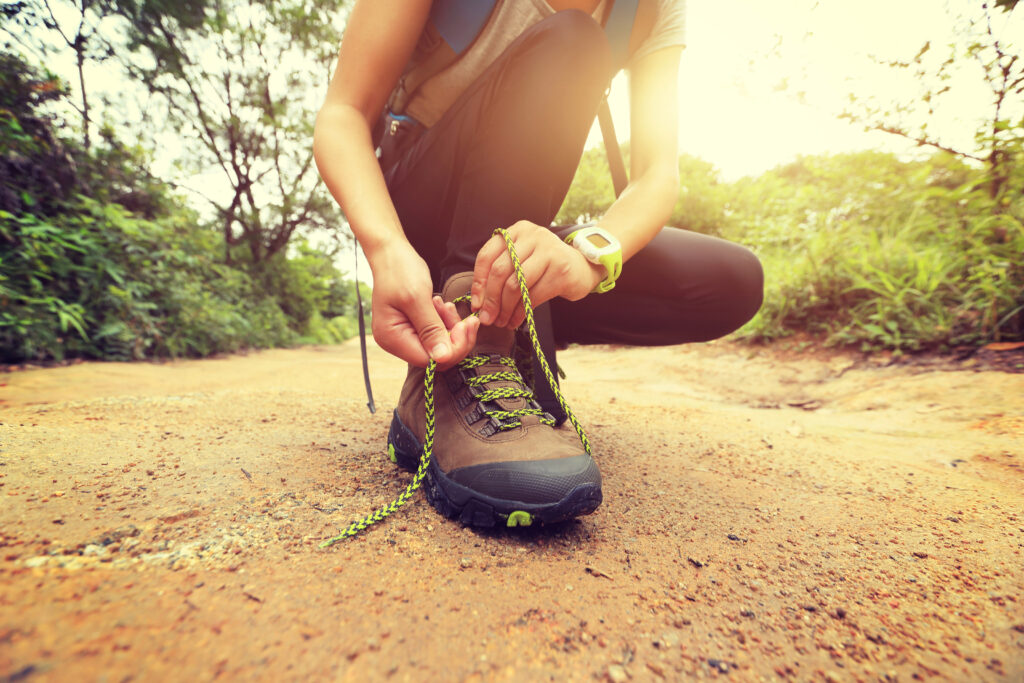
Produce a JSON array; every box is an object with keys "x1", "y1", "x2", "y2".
[{"x1": 586, "y1": 233, "x2": 611, "y2": 248}]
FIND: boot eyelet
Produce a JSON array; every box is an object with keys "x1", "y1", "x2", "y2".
[
  {"x1": 456, "y1": 385, "x2": 481, "y2": 410},
  {"x1": 465, "y1": 403, "x2": 487, "y2": 425}
]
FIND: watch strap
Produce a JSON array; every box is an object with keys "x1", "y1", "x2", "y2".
[{"x1": 564, "y1": 227, "x2": 622, "y2": 293}]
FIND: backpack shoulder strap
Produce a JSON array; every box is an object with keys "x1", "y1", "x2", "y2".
[
  {"x1": 599, "y1": 0, "x2": 639, "y2": 197},
  {"x1": 598, "y1": 101, "x2": 628, "y2": 197},
  {"x1": 389, "y1": 0, "x2": 499, "y2": 114},
  {"x1": 603, "y1": 0, "x2": 638, "y2": 71},
  {"x1": 432, "y1": 0, "x2": 498, "y2": 53}
]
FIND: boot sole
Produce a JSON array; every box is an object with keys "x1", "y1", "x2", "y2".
[{"x1": 386, "y1": 409, "x2": 602, "y2": 528}]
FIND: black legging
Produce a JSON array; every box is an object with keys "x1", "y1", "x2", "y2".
[{"x1": 382, "y1": 9, "x2": 763, "y2": 351}]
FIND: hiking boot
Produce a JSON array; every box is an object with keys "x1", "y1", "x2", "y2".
[{"x1": 387, "y1": 272, "x2": 602, "y2": 528}]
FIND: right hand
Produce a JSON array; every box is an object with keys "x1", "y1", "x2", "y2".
[{"x1": 369, "y1": 244, "x2": 479, "y2": 368}]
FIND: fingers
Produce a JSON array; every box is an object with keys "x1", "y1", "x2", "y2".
[
  {"x1": 431, "y1": 296, "x2": 479, "y2": 369},
  {"x1": 433, "y1": 296, "x2": 461, "y2": 330},
  {"x1": 475, "y1": 227, "x2": 538, "y2": 326},
  {"x1": 471, "y1": 233, "x2": 506, "y2": 323},
  {"x1": 405, "y1": 297, "x2": 456, "y2": 365},
  {"x1": 372, "y1": 318, "x2": 430, "y2": 367},
  {"x1": 495, "y1": 254, "x2": 548, "y2": 328},
  {"x1": 442, "y1": 316, "x2": 480, "y2": 369}
]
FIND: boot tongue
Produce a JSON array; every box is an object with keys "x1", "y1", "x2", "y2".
[
  {"x1": 439, "y1": 272, "x2": 525, "y2": 418},
  {"x1": 473, "y1": 325, "x2": 514, "y2": 356},
  {"x1": 440, "y1": 273, "x2": 475, "y2": 318},
  {"x1": 440, "y1": 272, "x2": 513, "y2": 356}
]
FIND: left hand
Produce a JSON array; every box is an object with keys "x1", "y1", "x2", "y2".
[{"x1": 471, "y1": 221, "x2": 604, "y2": 329}]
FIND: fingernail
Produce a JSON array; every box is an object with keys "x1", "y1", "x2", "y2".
[
  {"x1": 430, "y1": 343, "x2": 449, "y2": 360},
  {"x1": 478, "y1": 310, "x2": 492, "y2": 325}
]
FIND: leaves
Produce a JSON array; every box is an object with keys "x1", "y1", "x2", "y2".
[
  {"x1": 0, "y1": 50, "x2": 366, "y2": 362},
  {"x1": 108, "y1": 0, "x2": 347, "y2": 263},
  {"x1": 844, "y1": 2, "x2": 1023, "y2": 200},
  {"x1": 722, "y1": 151, "x2": 1024, "y2": 350}
]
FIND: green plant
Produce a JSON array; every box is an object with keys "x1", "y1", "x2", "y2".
[{"x1": 733, "y1": 152, "x2": 1023, "y2": 350}]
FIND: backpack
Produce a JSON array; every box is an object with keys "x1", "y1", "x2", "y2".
[{"x1": 380, "y1": 0, "x2": 643, "y2": 197}]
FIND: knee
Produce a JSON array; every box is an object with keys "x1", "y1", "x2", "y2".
[
  {"x1": 683, "y1": 242, "x2": 764, "y2": 342},
  {"x1": 533, "y1": 10, "x2": 612, "y2": 84},
  {"x1": 727, "y1": 245, "x2": 764, "y2": 327}
]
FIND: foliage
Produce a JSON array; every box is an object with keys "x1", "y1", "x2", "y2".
[
  {"x1": 1, "y1": 0, "x2": 211, "y2": 148},
  {"x1": 555, "y1": 146, "x2": 616, "y2": 225},
  {"x1": 1, "y1": 198, "x2": 282, "y2": 361},
  {"x1": 557, "y1": 145, "x2": 1023, "y2": 352},
  {"x1": 0, "y1": 49, "x2": 365, "y2": 363},
  {"x1": 726, "y1": 151, "x2": 1024, "y2": 351},
  {"x1": 0, "y1": 52, "x2": 78, "y2": 216},
  {"x1": 668, "y1": 155, "x2": 727, "y2": 236},
  {"x1": 247, "y1": 240, "x2": 368, "y2": 335},
  {"x1": 109, "y1": 0, "x2": 348, "y2": 263},
  {"x1": 0, "y1": 195, "x2": 368, "y2": 362},
  {"x1": 841, "y1": 0, "x2": 1023, "y2": 202},
  {"x1": 557, "y1": 147, "x2": 728, "y2": 235}
]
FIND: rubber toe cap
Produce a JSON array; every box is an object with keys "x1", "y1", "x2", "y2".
[{"x1": 447, "y1": 453, "x2": 601, "y2": 505}]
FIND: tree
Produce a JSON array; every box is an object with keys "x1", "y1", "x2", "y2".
[
  {"x1": 110, "y1": 0, "x2": 348, "y2": 263},
  {"x1": 0, "y1": 50, "x2": 77, "y2": 215},
  {"x1": 842, "y1": 1, "x2": 1022, "y2": 202},
  {"x1": 1, "y1": 0, "x2": 112, "y2": 148},
  {"x1": 556, "y1": 145, "x2": 617, "y2": 224},
  {"x1": 1, "y1": 1, "x2": 209, "y2": 149}
]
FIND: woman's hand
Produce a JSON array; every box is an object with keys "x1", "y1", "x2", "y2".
[
  {"x1": 471, "y1": 221, "x2": 604, "y2": 329},
  {"x1": 370, "y1": 243, "x2": 479, "y2": 367}
]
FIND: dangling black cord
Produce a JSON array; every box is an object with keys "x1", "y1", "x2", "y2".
[{"x1": 355, "y1": 250, "x2": 376, "y2": 414}]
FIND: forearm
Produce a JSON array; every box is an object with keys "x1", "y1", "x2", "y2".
[
  {"x1": 313, "y1": 102, "x2": 411, "y2": 266},
  {"x1": 596, "y1": 161, "x2": 679, "y2": 262}
]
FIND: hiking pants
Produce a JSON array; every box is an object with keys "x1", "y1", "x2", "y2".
[{"x1": 381, "y1": 10, "x2": 763, "y2": 360}]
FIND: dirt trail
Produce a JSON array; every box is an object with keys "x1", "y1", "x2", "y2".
[{"x1": 2, "y1": 340, "x2": 1022, "y2": 681}]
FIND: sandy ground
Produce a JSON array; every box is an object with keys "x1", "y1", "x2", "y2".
[{"x1": 1, "y1": 338, "x2": 1022, "y2": 682}]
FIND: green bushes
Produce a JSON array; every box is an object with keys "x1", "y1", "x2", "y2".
[
  {"x1": 0, "y1": 196, "x2": 369, "y2": 362},
  {"x1": 2, "y1": 199, "x2": 283, "y2": 361},
  {"x1": 556, "y1": 147, "x2": 1023, "y2": 352},
  {"x1": 0, "y1": 51, "x2": 367, "y2": 363},
  {"x1": 726, "y1": 152, "x2": 1024, "y2": 351}
]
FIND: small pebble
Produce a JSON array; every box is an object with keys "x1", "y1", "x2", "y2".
[
  {"x1": 707, "y1": 658, "x2": 731, "y2": 673},
  {"x1": 606, "y1": 664, "x2": 628, "y2": 682}
]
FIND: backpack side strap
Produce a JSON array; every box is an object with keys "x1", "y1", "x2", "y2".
[{"x1": 600, "y1": 0, "x2": 638, "y2": 197}]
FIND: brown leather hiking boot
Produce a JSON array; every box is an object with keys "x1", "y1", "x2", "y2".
[{"x1": 387, "y1": 273, "x2": 602, "y2": 528}]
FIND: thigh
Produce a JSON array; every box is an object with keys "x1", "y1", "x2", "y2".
[
  {"x1": 550, "y1": 227, "x2": 764, "y2": 346},
  {"x1": 383, "y1": 11, "x2": 612, "y2": 286}
]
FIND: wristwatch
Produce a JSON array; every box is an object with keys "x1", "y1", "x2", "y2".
[{"x1": 564, "y1": 225, "x2": 622, "y2": 293}]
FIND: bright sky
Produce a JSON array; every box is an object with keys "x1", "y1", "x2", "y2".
[
  {"x1": 592, "y1": 0, "x2": 1019, "y2": 179},
  {"x1": 32, "y1": 0, "x2": 1017, "y2": 181}
]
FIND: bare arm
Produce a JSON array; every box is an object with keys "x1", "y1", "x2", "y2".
[
  {"x1": 606, "y1": 45, "x2": 682, "y2": 259},
  {"x1": 314, "y1": 0, "x2": 479, "y2": 366}
]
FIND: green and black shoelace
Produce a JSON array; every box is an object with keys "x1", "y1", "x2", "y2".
[{"x1": 320, "y1": 228, "x2": 591, "y2": 547}]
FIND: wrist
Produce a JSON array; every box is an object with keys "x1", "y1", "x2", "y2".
[
  {"x1": 564, "y1": 225, "x2": 623, "y2": 294},
  {"x1": 584, "y1": 257, "x2": 605, "y2": 292},
  {"x1": 365, "y1": 238, "x2": 419, "y2": 274}
]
